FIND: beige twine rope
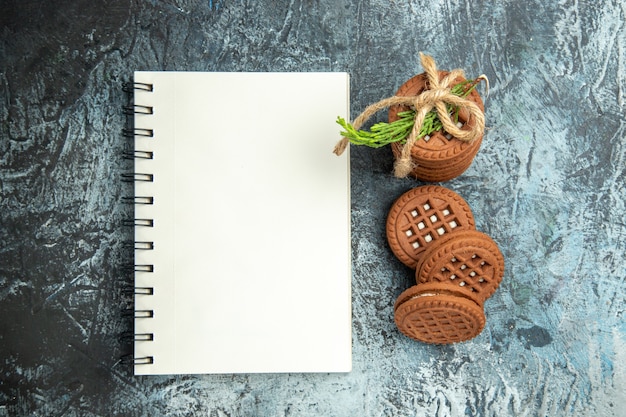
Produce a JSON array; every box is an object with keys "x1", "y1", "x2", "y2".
[{"x1": 333, "y1": 53, "x2": 486, "y2": 178}]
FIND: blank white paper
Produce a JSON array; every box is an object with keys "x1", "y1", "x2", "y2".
[{"x1": 133, "y1": 72, "x2": 351, "y2": 375}]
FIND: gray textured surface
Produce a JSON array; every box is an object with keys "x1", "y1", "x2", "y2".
[{"x1": 1, "y1": 0, "x2": 625, "y2": 416}]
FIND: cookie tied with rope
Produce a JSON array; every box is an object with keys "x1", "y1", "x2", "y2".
[
  {"x1": 389, "y1": 70, "x2": 485, "y2": 181},
  {"x1": 334, "y1": 53, "x2": 486, "y2": 179}
]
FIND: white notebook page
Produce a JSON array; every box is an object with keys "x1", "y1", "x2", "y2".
[{"x1": 133, "y1": 72, "x2": 351, "y2": 375}]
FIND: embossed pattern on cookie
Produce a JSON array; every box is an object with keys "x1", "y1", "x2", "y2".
[
  {"x1": 386, "y1": 186, "x2": 475, "y2": 268},
  {"x1": 415, "y1": 230, "x2": 505, "y2": 303},
  {"x1": 394, "y1": 284, "x2": 485, "y2": 344}
]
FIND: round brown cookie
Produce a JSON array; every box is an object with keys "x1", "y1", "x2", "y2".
[
  {"x1": 394, "y1": 283, "x2": 485, "y2": 344},
  {"x1": 386, "y1": 186, "x2": 475, "y2": 268},
  {"x1": 388, "y1": 71, "x2": 484, "y2": 182},
  {"x1": 400, "y1": 152, "x2": 476, "y2": 182},
  {"x1": 415, "y1": 230, "x2": 504, "y2": 303},
  {"x1": 390, "y1": 131, "x2": 482, "y2": 169},
  {"x1": 404, "y1": 141, "x2": 479, "y2": 171}
]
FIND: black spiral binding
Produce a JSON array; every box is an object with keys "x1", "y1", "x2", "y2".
[
  {"x1": 122, "y1": 218, "x2": 154, "y2": 227},
  {"x1": 123, "y1": 104, "x2": 153, "y2": 115},
  {"x1": 124, "y1": 150, "x2": 154, "y2": 160},
  {"x1": 123, "y1": 128, "x2": 154, "y2": 138},
  {"x1": 122, "y1": 196, "x2": 154, "y2": 205},
  {"x1": 123, "y1": 81, "x2": 153, "y2": 93},
  {"x1": 124, "y1": 80, "x2": 156, "y2": 367}
]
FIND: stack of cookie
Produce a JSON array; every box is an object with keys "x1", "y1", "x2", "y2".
[
  {"x1": 386, "y1": 185, "x2": 504, "y2": 344},
  {"x1": 388, "y1": 72, "x2": 485, "y2": 182}
]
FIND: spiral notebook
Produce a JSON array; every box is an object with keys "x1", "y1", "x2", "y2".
[{"x1": 129, "y1": 72, "x2": 351, "y2": 375}]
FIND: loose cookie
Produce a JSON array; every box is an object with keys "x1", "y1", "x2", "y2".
[
  {"x1": 415, "y1": 230, "x2": 505, "y2": 303},
  {"x1": 394, "y1": 282, "x2": 486, "y2": 344},
  {"x1": 386, "y1": 186, "x2": 475, "y2": 268}
]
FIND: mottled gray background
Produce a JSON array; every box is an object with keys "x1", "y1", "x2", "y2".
[{"x1": 1, "y1": 0, "x2": 625, "y2": 416}]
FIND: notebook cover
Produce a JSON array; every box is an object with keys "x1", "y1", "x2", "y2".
[{"x1": 132, "y1": 72, "x2": 351, "y2": 375}]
